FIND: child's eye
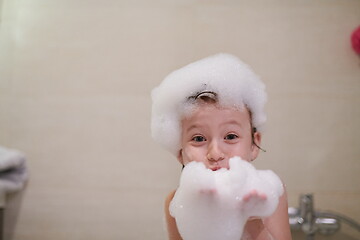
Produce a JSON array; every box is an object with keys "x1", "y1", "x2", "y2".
[
  {"x1": 192, "y1": 135, "x2": 206, "y2": 142},
  {"x1": 224, "y1": 133, "x2": 239, "y2": 140}
]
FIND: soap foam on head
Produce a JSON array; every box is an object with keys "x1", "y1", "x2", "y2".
[
  {"x1": 151, "y1": 53, "x2": 267, "y2": 155},
  {"x1": 170, "y1": 157, "x2": 284, "y2": 240}
]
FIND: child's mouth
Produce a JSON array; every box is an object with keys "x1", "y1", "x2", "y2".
[{"x1": 210, "y1": 166, "x2": 221, "y2": 171}]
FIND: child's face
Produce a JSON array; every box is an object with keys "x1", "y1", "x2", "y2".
[{"x1": 178, "y1": 104, "x2": 261, "y2": 170}]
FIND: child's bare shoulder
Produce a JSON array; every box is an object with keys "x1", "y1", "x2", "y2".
[
  {"x1": 165, "y1": 190, "x2": 176, "y2": 204},
  {"x1": 165, "y1": 190, "x2": 183, "y2": 240},
  {"x1": 165, "y1": 190, "x2": 176, "y2": 215}
]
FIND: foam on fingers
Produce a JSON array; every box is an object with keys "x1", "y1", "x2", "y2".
[{"x1": 170, "y1": 157, "x2": 283, "y2": 240}]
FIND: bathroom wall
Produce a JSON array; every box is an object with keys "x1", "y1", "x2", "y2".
[{"x1": 0, "y1": 0, "x2": 359, "y2": 239}]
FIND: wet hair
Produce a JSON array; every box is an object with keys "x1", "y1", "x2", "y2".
[{"x1": 188, "y1": 91, "x2": 218, "y2": 103}]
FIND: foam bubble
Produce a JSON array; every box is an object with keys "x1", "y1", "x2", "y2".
[
  {"x1": 170, "y1": 157, "x2": 283, "y2": 240},
  {"x1": 151, "y1": 53, "x2": 267, "y2": 156}
]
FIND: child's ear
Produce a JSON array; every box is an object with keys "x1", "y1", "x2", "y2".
[
  {"x1": 177, "y1": 149, "x2": 184, "y2": 164},
  {"x1": 251, "y1": 132, "x2": 262, "y2": 161}
]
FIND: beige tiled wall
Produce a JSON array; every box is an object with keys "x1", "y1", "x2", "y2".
[{"x1": 0, "y1": 0, "x2": 359, "y2": 239}]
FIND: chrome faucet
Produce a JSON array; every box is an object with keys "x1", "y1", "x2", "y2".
[
  {"x1": 299, "y1": 194, "x2": 317, "y2": 236},
  {"x1": 289, "y1": 193, "x2": 360, "y2": 239}
]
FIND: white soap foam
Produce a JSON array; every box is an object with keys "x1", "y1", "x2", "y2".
[
  {"x1": 151, "y1": 53, "x2": 267, "y2": 156},
  {"x1": 170, "y1": 157, "x2": 283, "y2": 240}
]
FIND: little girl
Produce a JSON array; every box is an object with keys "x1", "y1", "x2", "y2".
[{"x1": 151, "y1": 54, "x2": 292, "y2": 240}]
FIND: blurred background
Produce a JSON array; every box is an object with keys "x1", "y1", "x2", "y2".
[{"x1": 0, "y1": 0, "x2": 359, "y2": 239}]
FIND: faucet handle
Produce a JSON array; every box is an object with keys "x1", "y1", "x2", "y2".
[
  {"x1": 299, "y1": 194, "x2": 314, "y2": 219},
  {"x1": 299, "y1": 194, "x2": 318, "y2": 235}
]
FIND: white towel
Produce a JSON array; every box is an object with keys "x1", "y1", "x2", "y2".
[{"x1": 0, "y1": 146, "x2": 28, "y2": 193}]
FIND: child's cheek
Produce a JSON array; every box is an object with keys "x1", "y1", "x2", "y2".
[
  {"x1": 183, "y1": 146, "x2": 203, "y2": 164},
  {"x1": 182, "y1": 147, "x2": 194, "y2": 164}
]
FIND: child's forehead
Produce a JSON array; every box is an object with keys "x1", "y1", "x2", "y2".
[{"x1": 182, "y1": 104, "x2": 251, "y2": 125}]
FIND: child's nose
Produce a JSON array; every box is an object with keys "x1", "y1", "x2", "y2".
[{"x1": 207, "y1": 140, "x2": 225, "y2": 162}]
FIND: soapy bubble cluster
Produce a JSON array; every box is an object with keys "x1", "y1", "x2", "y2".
[
  {"x1": 151, "y1": 53, "x2": 267, "y2": 156},
  {"x1": 170, "y1": 157, "x2": 283, "y2": 240}
]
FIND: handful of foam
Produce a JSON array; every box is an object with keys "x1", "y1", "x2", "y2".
[{"x1": 170, "y1": 157, "x2": 283, "y2": 240}]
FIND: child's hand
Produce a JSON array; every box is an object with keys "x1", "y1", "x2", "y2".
[
  {"x1": 240, "y1": 189, "x2": 267, "y2": 213},
  {"x1": 243, "y1": 189, "x2": 267, "y2": 202}
]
